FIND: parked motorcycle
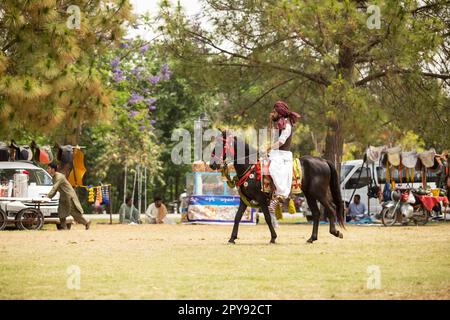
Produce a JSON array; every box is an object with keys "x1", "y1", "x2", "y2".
[{"x1": 381, "y1": 190, "x2": 430, "y2": 226}]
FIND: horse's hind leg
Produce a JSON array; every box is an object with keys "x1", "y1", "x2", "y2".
[
  {"x1": 325, "y1": 205, "x2": 343, "y2": 239},
  {"x1": 320, "y1": 197, "x2": 343, "y2": 239},
  {"x1": 229, "y1": 201, "x2": 247, "y2": 244},
  {"x1": 260, "y1": 202, "x2": 277, "y2": 244},
  {"x1": 305, "y1": 195, "x2": 320, "y2": 243}
]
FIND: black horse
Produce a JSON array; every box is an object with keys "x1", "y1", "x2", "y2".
[{"x1": 210, "y1": 130, "x2": 345, "y2": 244}]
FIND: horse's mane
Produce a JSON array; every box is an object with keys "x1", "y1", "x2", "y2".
[{"x1": 232, "y1": 134, "x2": 258, "y2": 158}]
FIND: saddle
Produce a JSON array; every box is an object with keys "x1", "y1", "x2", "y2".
[
  {"x1": 260, "y1": 158, "x2": 303, "y2": 194},
  {"x1": 0, "y1": 142, "x2": 10, "y2": 161},
  {"x1": 10, "y1": 140, "x2": 33, "y2": 161},
  {"x1": 366, "y1": 146, "x2": 386, "y2": 163},
  {"x1": 31, "y1": 141, "x2": 54, "y2": 165},
  {"x1": 386, "y1": 146, "x2": 402, "y2": 167},
  {"x1": 418, "y1": 148, "x2": 436, "y2": 168},
  {"x1": 57, "y1": 145, "x2": 74, "y2": 177},
  {"x1": 401, "y1": 151, "x2": 418, "y2": 169}
]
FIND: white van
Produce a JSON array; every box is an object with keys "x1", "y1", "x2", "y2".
[
  {"x1": 340, "y1": 160, "x2": 439, "y2": 216},
  {"x1": 0, "y1": 161, "x2": 73, "y2": 229}
]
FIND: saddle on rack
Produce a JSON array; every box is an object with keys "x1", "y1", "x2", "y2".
[
  {"x1": 10, "y1": 140, "x2": 33, "y2": 161},
  {"x1": 260, "y1": 158, "x2": 303, "y2": 194},
  {"x1": 31, "y1": 141, "x2": 54, "y2": 165},
  {"x1": 0, "y1": 142, "x2": 10, "y2": 161}
]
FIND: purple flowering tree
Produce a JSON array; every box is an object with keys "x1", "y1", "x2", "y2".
[{"x1": 96, "y1": 38, "x2": 174, "y2": 176}]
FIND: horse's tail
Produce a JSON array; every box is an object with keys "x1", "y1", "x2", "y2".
[{"x1": 326, "y1": 160, "x2": 345, "y2": 229}]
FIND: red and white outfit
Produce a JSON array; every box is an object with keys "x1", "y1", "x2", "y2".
[
  {"x1": 269, "y1": 121, "x2": 293, "y2": 198},
  {"x1": 267, "y1": 101, "x2": 300, "y2": 228}
]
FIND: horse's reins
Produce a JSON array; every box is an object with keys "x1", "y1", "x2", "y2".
[
  {"x1": 211, "y1": 135, "x2": 264, "y2": 165},
  {"x1": 211, "y1": 135, "x2": 263, "y2": 188}
]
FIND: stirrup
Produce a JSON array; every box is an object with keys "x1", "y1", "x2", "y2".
[{"x1": 272, "y1": 195, "x2": 286, "y2": 202}]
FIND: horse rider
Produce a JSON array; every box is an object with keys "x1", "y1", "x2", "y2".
[{"x1": 265, "y1": 101, "x2": 301, "y2": 227}]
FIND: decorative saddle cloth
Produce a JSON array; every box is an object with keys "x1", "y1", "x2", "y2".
[{"x1": 260, "y1": 158, "x2": 303, "y2": 194}]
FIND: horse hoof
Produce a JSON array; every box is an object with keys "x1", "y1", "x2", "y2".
[
  {"x1": 306, "y1": 238, "x2": 316, "y2": 244},
  {"x1": 270, "y1": 238, "x2": 276, "y2": 244},
  {"x1": 228, "y1": 239, "x2": 236, "y2": 244},
  {"x1": 339, "y1": 232, "x2": 343, "y2": 239}
]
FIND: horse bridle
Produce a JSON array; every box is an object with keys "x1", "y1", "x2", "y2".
[
  {"x1": 211, "y1": 134, "x2": 235, "y2": 168},
  {"x1": 211, "y1": 134, "x2": 262, "y2": 168}
]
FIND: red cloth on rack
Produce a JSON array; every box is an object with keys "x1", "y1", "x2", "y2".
[{"x1": 416, "y1": 195, "x2": 449, "y2": 211}]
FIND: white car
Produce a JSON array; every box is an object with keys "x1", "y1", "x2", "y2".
[{"x1": 0, "y1": 161, "x2": 73, "y2": 229}]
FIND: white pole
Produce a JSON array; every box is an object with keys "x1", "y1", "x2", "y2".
[
  {"x1": 144, "y1": 167, "x2": 147, "y2": 212},
  {"x1": 137, "y1": 165, "x2": 142, "y2": 214},
  {"x1": 123, "y1": 164, "x2": 128, "y2": 204},
  {"x1": 130, "y1": 169, "x2": 137, "y2": 219}
]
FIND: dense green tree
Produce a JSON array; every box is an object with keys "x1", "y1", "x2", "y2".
[
  {"x1": 0, "y1": 0, "x2": 134, "y2": 141},
  {"x1": 157, "y1": 0, "x2": 450, "y2": 168}
]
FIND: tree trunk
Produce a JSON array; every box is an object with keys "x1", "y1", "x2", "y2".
[
  {"x1": 323, "y1": 44, "x2": 354, "y2": 174},
  {"x1": 323, "y1": 119, "x2": 344, "y2": 175}
]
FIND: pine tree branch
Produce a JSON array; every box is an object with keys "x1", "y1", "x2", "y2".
[
  {"x1": 187, "y1": 30, "x2": 331, "y2": 86},
  {"x1": 2, "y1": 38, "x2": 17, "y2": 53},
  {"x1": 356, "y1": 69, "x2": 450, "y2": 86},
  {"x1": 238, "y1": 77, "x2": 299, "y2": 116},
  {"x1": 411, "y1": 1, "x2": 450, "y2": 14}
]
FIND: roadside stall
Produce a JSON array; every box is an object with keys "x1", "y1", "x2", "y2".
[
  {"x1": 182, "y1": 161, "x2": 256, "y2": 225},
  {"x1": 365, "y1": 146, "x2": 449, "y2": 225}
]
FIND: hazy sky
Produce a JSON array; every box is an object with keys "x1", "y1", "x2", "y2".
[
  {"x1": 130, "y1": 0, "x2": 202, "y2": 16},
  {"x1": 128, "y1": 0, "x2": 203, "y2": 39}
]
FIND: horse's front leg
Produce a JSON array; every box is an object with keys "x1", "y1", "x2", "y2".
[
  {"x1": 260, "y1": 202, "x2": 277, "y2": 244},
  {"x1": 229, "y1": 200, "x2": 247, "y2": 244}
]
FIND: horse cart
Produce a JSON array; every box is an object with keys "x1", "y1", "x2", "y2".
[{"x1": 0, "y1": 197, "x2": 50, "y2": 231}]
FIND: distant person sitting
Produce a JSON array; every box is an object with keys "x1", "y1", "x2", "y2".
[
  {"x1": 145, "y1": 196, "x2": 168, "y2": 224},
  {"x1": 346, "y1": 195, "x2": 368, "y2": 222},
  {"x1": 119, "y1": 195, "x2": 141, "y2": 224}
]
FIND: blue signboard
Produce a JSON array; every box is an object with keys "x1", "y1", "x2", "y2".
[{"x1": 183, "y1": 195, "x2": 256, "y2": 224}]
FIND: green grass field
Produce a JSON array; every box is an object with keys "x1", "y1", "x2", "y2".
[{"x1": 1, "y1": 221, "x2": 449, "y2": 299}]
